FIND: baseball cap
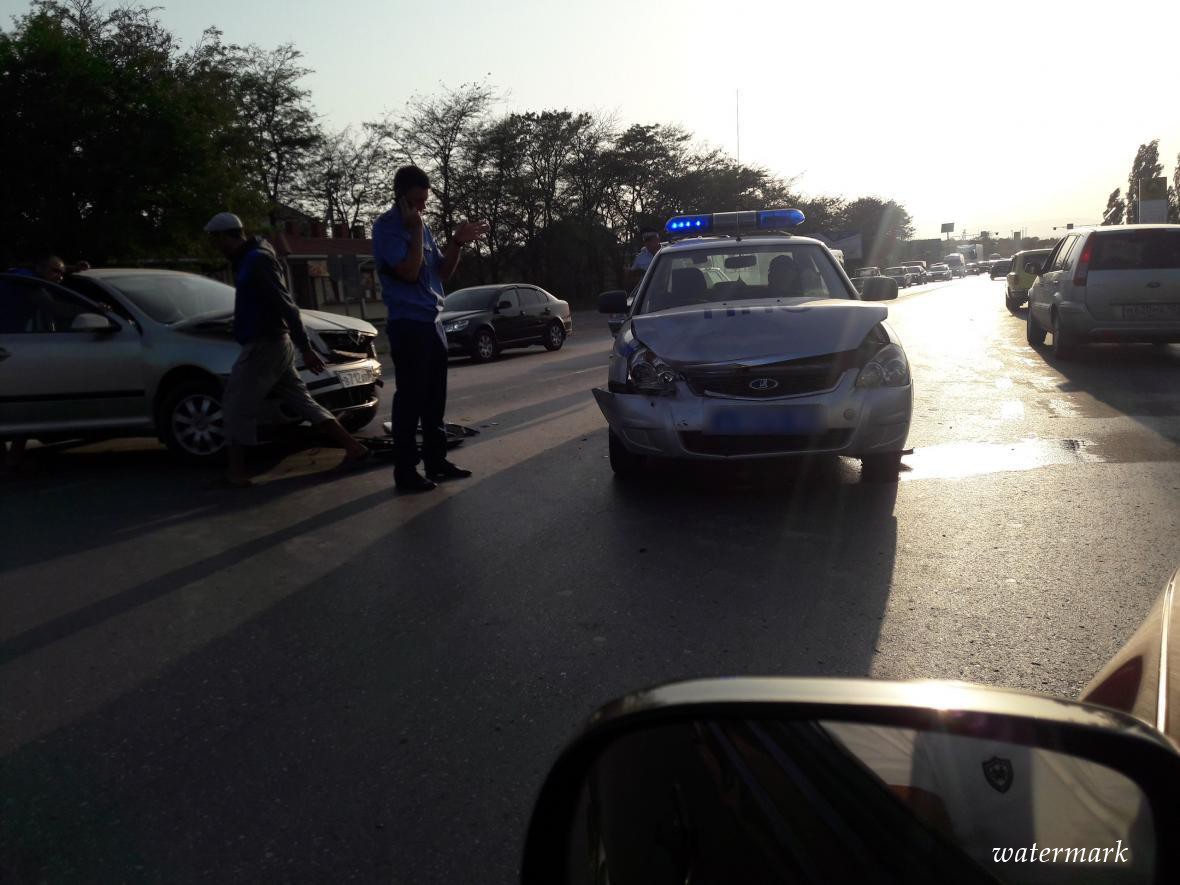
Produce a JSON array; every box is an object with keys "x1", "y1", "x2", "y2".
[{"x1": 204, "y1": 212, "x2": 244, "y2": 233}]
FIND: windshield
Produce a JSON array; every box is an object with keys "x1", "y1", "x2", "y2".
[
  {"x1": 444, "y1": 287, "x2": 500, "y2": 311},
  {"x1": 638, "y1": 244, "x2": 849, "y2": 314},
  {"x1": 104, "y1": 273, "x2": 234, "y2": 324}
]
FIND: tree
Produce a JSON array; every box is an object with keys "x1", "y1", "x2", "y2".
[
  {"x1": 1173, "y1": 153, "x2": 1180, "y2": 223},
  {"x1": 300, "y1": 124, "x2": 394, "y2": 233},
  {"x1": 232, "y1": 43, "x2": 322, "y2": 223},
  {"x1": 1126, "y1": 139, "x2": 1163, "y2": 224},
  {"x1": 839, "y1": 198, "x2": 914, "y2": 267},
  {"x1": 0, "y1": 1, "x2": 261, "y2": 265},
  {"x1": 1101, "y1": 188, "x2": 1125, "y2": 225},
  {"x1": 391, "y1": 82, "x2": 495, "y2": 238}
]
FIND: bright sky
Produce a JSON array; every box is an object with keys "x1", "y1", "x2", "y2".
[{"x1": 5, "y1": 0, "x2": 1179, "y2": 238}]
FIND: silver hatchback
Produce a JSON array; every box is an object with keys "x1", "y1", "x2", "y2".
[{"x1": 0, "y1": 269, "x2": 382, "y2": 460}]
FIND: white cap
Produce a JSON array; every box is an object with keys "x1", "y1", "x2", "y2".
[{"x1": 203, "y1": 212, "x2": 244, "y2": 233}]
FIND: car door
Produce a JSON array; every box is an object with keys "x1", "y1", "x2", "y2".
[
  {"x1": 491, "y1": 288, "x2": 525, "y2": 343},
  {"x1": 1031, "y1": 236, "x2": 1077, "y2": 326},
  {"x1": 0, "y1": 275, "x2": 148, "y2": 435},
  {"x1": 518, "y1": 287, "x2": 548, "y2": 340}
]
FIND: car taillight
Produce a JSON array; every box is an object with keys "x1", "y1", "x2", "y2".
[{"x1": 1073, "y1": 240, "x2": 1094, "y2": 287}]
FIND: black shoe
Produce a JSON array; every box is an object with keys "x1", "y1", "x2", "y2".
[
  {"x1": 425, "y1": 460, "x2": 472, "y2": 481},
  {"x1": 395, "y1": 469, "x2": 437, "y2": 493}
]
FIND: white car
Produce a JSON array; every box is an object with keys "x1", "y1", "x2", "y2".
[
  {"x1": 594, "y1": 209, "x2": 912, "y2": 481},
  {"x1": 0, "y1": 269, "x2": 383, "y2": 459},
  {"x1": 1026, "y1": 225, "x2": 1180, "y2": 359}
]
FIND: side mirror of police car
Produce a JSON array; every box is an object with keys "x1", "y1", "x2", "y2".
[
  {"x1": 598, "y1": 290, "x2": 629, "y2": 314},
  {"x1": 1024, "y1": 261, "x2": 1042, "y2": 275},
  {"x1": 860, "y1": 277, "x2": 899, "y2": 301},
  {"x1": 521, "y1": 678, "x2": 1180, "y2": 884},
  {"x1": 70, "y1": 312, "x2": 120, "y2": 333},
  {"x1": 497, "y1": 300, "x2": 512, "y2": 311}
]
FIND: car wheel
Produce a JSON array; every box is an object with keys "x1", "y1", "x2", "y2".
[
  {"x1": 1052, "y1": 312, "x2": 1076, "y2": 360},
  {"x1": 160, "y1": 380, "x2": 227, "y2": 462},
  {"x1": 544, "y1": 321, "x2": 566, "y2": 351},
  {"x1": 1005, "y1": 288, "x2": 1024, "y2": 312},
  {"x1": 861, "y1": 451, "x2": 902, "y2": 483},
  {"x1": 339, "y1": 405, "x2": 378, "y2": 433},
  {"x1": 1026, "y1": 303, "x2": 1047, "y2": 347},
  {"x1": 470, "y1": 328, "x2": 498, "y2": 362},
  {"x1": 608, "y1": 429, "x2": 644, "y2": 477}
]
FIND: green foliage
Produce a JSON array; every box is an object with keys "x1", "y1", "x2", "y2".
[
  {"x1": 1126, "y1": 139, "x2": 1163, "y2": 224},
  {"x1": 1102, "y1": 188, "x2": 1125, "y2": 225}
]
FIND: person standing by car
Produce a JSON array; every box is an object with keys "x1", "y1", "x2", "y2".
[
  {"x1": 625, "y1": 230, "x2": 661, "y2": 289},
  {"x1": 204, "y1": 212, "x2": 371, "y2": 488},
  {"x1": 371, "y1": 165, "x2": 489, "y2": 493}
]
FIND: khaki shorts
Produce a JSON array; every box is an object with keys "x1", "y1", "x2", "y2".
[{"x1": 223, "y1": 336, "x2": 334, "y2": 446}]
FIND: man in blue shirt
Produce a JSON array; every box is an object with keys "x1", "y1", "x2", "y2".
[{"x1": 372, "y1": 166, "x2": 488, "y2": 492}]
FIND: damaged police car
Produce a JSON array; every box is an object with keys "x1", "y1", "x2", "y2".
[{"x1": 594, "y1": 209, "x2": 911, "y2": 481}]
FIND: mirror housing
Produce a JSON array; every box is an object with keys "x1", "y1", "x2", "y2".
[
  {"x1": 1024, "y1": 261, "x2": 1043, "y2": 275},
  {"x1": 71, "y1": 313, "x2": 118, "y2": 332},
  {"x1": 497, "y1": 300, "x2": 512, "y2": 311},
  {"x1": 522, "y1": 678, "x2": 1180, "y2": 885},
  {"x1": 598, "y1": 289, "x2": 628, "y2": 314},
  {"x1": 861, "y1": 277, "x2": 899, "y2": 301}
]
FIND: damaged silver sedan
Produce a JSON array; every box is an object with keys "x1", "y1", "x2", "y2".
[{"x1": 594, "y1": 210, "x2": 912, "y2": 481}]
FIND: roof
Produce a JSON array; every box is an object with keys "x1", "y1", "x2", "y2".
[
  {"x1": 662, "y1": 234, "x2": 825, "y2": 253},
  {"x1": 270, "y1": 232, "x2": 374, "y2": 257}
]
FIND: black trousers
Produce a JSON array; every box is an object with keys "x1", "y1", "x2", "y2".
[{"x1": 388, "y1": 319, "x2": 449, "y2": 472}]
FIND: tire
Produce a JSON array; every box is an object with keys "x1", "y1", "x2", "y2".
[
  {"x1": 1005, "y1": 288, "x2": 1024, "y2": 312},
  {"x1": 339, "y1": 405, "x2": 378, "y2": 433},
  {"x1": 1052, "y1": 312, "x2": 1076, "y2": 360},
  {"x1": 543, "y1": 321, "x2": 566, "y2": 351},
  {"x1": 159, "y1": 380, "x2": 227, "y2": 462},
  {"x1": 861, "y1": 451, "x2": 902, "y2": 483},
  {"x1": 1026, "y1": 303, "x2": 1047, "y2": 347},
  {"x1": 608, "y1": 429, "x2": 644, "y2": 477},
  {"x1": 470, "y1": 328, "x2": 498, "y2": 362}
]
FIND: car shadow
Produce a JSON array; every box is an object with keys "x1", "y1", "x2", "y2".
[{"x1": 0, "y1": 433, "x2": 900, "y2": 883}]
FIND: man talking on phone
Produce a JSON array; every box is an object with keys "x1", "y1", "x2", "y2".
[{"x1": 372, "y1": 165, "x2": 489, "y2": 493}]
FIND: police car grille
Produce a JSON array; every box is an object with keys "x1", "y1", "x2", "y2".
[
  {"x1": 680, "y1": 430, "x2": 852, "y2": 456},
  {"x1": 685, "y1": 352, "x2": 855, "y2": 399},
  {"x1": 318, "y1": 331, "x2": 377, "y2": 362}
]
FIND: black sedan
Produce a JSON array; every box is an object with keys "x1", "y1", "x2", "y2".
[
  {"x1": 441, "y1": 284, "x2": 573, "y2": 362},
  {"x1": 989, "y1": 260, "x2": 1011, "y2": 279}
]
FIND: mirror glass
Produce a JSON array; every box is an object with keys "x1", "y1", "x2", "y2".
[
  {"x1": 564, "y1": 719, "x2": 1155, "y2": 884},
  {"x1": 723, "y1": 255, "x2": 758, "y2": 269}
]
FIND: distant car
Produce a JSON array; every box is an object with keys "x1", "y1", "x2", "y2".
[
  {"x1": 989, "y1": 259, "x2": 1011, "y2": 279},
  {"x1": 1005, "y1": 248, "x2": 1053, "y2": 309},
  {"x1": 440, "y1": 283, "x2": 572, "y2": 362},
  {"x1": 903, "y1": 265, "x2": 928, "y2": 284},
  {"x1": 1025, "y1": 225, "x2": 1180, "y2": 359},
  {"x1": 928, "y1": 263, "x2": 953, "y2": 282},
  {"x1": 855, "y1": 266, "x2": 882, "y2": 278},
  {"x1": 0, "y1": 269, "x2": 383, "y2": 460},
  {"x1": 883, "y1": 266, "x2": 914, "y2": 288}
]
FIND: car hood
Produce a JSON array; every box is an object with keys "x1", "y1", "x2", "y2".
[
  {"x1": 172, "y1": 309, "x2": 377, "y2": 335},
  {"x1": 630, "y1": 299, "x2": 888, "y2": 364},
  {"x1": 439, "y1": 309, "x2": 487, "y2": 323}
]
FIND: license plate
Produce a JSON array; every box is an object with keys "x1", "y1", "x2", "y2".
[
  {"x1": 704, "y1": 405, "x2": 825, "y2": 436},
  {"x1": 1120, "y1": 303, "x2": 1180, "y2": 320},
  {"x1": 337, "y1": 368, "x2": 373, "y2": 388}
]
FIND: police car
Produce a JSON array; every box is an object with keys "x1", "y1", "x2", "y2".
[{"x1": 594, "y1": 209, "x2": 912, "y2": 480}]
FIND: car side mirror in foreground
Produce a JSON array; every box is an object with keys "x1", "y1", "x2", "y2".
[
  {"x1": 861, "y1": 277, "x2": 899, "y2": 301},
  {"x1": 1025, "y1": 262, "x2": 1042, "y2": 275},
  {"x1": 71, "y1": 313, "x2": 119, "y2": 332},
  {"x1": 497, "y1": 301, "x2": 512, "y2": 310},
  {"x1": 522, "y1": 678, "x2": 1180, "y2": 884},
  {"x1": 598, "y1": 290, "x2": 629, "y2": 314}
]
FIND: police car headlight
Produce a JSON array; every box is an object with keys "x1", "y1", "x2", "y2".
[
  {"x1": 627, "y1": 346, "x2": 679, "y2": 395},
  {"x1": 444, "y1": 319, "x2": 469, "y2": 333},
  {"x1": 855, "y1": 344, "x2": 910, "y2": 389}
]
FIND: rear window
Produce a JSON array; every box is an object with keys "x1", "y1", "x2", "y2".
[{"x1": 1090, "y1": 230, "x2": 1180, "y2": 271}]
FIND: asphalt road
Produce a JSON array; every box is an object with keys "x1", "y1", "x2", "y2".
[{"x1": 2, "y1": 274, "x2": 1179, "y2": 882}]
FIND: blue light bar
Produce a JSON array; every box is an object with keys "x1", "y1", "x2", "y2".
[
  {"x1": 759, "y1": 208, "x2": 806, "y2": 229},
  {"x1": 665, "y1": 214, "x2": 712, "y2": 234}
]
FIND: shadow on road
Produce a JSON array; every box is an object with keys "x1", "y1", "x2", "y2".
[{"x1": 0, "y1": 433, "x2": 899, "y2": 884}]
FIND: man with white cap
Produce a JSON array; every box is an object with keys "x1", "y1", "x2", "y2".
[{"x1": 204, "y1": 212, "x2": 370, "y2": 486}]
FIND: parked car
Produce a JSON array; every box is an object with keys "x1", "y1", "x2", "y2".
[
  {"x1": 440, "y1": 283, "x2": 572, "y2": 362},
  {"x1": 989, "y1": 259, "x2": 1011, "y2": 279},
  {"x1": 1025, "y1": 225, "x2": 1180, "y2": 358},
  {"x1": 595, "y1": 209, "x2": 910, "y2": 481},
  {"x1": 1005, "y1": 248, "x2": 1053, "y2": 309},
  {"x1": 883, "y1": 266, "x2": 915, "y2": 288},
  {"x1": 928, "y1": 263, "x2": 953, "y2": 282},
  {"x1": 903, "y1": 265, "x2": 928, "y2": 284},
  {"x1": 0, "y1": 268, "x2": 383, "y2": 460}
]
